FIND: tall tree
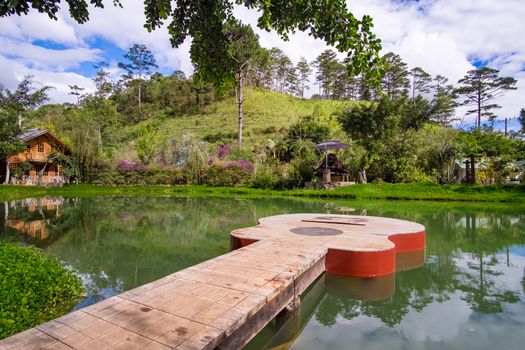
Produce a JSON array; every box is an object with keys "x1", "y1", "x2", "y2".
[
  {"x1": 223, "y1": 21, "x2": 262, "y2": 149},
  {"x1": 68, "y1": 84, "x2": 85, "y2": 104},
  {"x1": 431, "y1": 75, "x2": 457, "y2": 127},
  {"x1": 410, "y1": 67, "x2": 432, "y2": 100},
  {"x1": 381, "y1": 52, "x2": 410, "y2": 100},
  {"x1": 0, "y1": 76, "x2": 51, "y2": 183},
  {"x1": 455, "y1": 67, "x2": 517, "y2": 128},
  {"x1": 296, "y1": 57, "x2": 312, "y2": 99},
  {"x1": 93, "y1": 61, "x2": 113, "y2": 98},
  {"x1": 313, "y1": 49, "x2": 340, "y2": 99},
  {"x1": 118, "y1": 44, "x2": 158, "y2": 108},
  {"x1": 276, "y1": 55, "x2": 297, "y2": 95},
  {"x1": 0, "y1": 109, "x2": 25, "y2": 184},
  {"x1": 338, "y1": 97, "x2": 399, "y2": 183},
  {"x1": 518, "y1": 108, "x2": 525, "y2": 134}
]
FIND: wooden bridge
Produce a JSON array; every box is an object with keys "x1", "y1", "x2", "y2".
[{"x1": 0, "y1": 214, "x2": 425, "y2": 350}]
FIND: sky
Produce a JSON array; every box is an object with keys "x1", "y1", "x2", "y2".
[{"x1": 0, "y1": 0, "x2": 524, "y2": 129}]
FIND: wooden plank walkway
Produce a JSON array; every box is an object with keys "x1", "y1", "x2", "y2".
[{"x1": 0, "y1": 214, "x2": 425, "y2": 350}]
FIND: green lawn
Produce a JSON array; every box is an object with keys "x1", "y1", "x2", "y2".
[{"x1": 0, "y1": 183, "x2": 523, "y2": 203}]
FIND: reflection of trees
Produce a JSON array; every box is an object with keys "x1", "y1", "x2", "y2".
[
  {"x1": 313, "y1": 205, "x2": 525, "y2": 327},
  {"x1": 2, "y1": 196, "x2": 525, "y2": 325},
  {"x1": 1, "y1": 196, "x2": 335, "y2": 304}
]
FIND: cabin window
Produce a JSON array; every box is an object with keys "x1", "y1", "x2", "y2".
[
  {"x1": 35, "y1": 229, "x2": 42, "y2": 239},
  {"x1": 26, "y1": 145, "x2": 31, "y2": 153},
  {"x1": 38, "y1": 143, "x2": 44, "y2": 153},
  {"x1": 43, "y1": 169, "x2": 48, "y2": 176},
  {"x1": 9, "y1": 163, "x2": 17, "y2": 170}
]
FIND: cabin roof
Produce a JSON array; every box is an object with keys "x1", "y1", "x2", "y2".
[{"x1": 18, "y1": 128, "x2": 70, "y2": 153}]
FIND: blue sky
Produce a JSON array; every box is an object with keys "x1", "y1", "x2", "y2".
[{"x1": 0, "y1": 0, "x2": 524, "y2": 129}]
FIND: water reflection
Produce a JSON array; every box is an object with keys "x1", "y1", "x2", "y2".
[
  {"x1": 0, "y1": 197, "x2": 524, "y2": 350},
  {"x1": 246, "y1": 202, "x2": 525, "y2": 350},
  {"x1": 3, "y1": 197, "x2": 64, "y2": 244}
]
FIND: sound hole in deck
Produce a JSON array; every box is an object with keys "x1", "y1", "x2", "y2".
[{"x1": 291, "y1": 227, "x2": 343, "y2": 236}]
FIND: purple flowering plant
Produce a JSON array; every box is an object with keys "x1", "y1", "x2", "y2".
[
  {"x1": 223, "y1": 160, "x2": 254, "y2": 172},
  {"x1": 118, "y1": 160, "x2": 142, "y2": 171},
  {"x1": 216, "y1": 144, "x2": 232, "y2": 159}
]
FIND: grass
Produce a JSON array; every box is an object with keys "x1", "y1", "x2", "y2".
[
  {"x1": 114, "y1": 88, "x2": 352, "y2": 155},
  {"x1": 0, "y1": 183, "x2": 523, "y2": 203}
]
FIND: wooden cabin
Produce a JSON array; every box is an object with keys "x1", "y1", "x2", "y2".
[{"x1": 1, "y1": 129, "x2": 70, "y2": 185}]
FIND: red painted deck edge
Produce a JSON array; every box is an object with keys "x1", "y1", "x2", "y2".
[
  {"x1": 389, "y1": 230, "x2": 426, "y2": 253},
  {"x1": 231, "y1": 229, "x2": 426, "y2": 278}
]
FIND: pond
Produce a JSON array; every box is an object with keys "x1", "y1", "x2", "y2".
[{"x1": 1, "y1": 196, "x2": 524, "y2": 349}]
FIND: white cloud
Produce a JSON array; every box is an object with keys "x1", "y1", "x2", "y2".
[
  {"x1": 0, "y1": 11, "x2": 80, "y2": 44},
  {"x1": 0, "y1": 0, "x2": 523, "y2": 124},
  {"x1": 0, "y1": 37, "x2": 101, "y2": 71}
]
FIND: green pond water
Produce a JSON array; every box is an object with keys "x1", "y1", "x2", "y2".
[{"x1": 1, "y1": 196, "x2": 524, "y2": 349}]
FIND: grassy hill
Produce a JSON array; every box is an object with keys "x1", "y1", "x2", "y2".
[{"x1": 112, "y1": 88, "x2": 354, "y2": 158}]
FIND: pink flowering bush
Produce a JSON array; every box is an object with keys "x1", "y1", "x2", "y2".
[{"x1": 216, "y1": 144, "x2": 232, "y2": 159}]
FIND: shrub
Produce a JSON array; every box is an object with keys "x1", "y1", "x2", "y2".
[
  {"x1": 203, "y1": 163, "x2": 252, "y2": 186},
  {"x1": 0, "y1": 242, "x2": 84, "y2": 339},
  {"x1": 250, "y1": 162, "x2": 297, "y2": 190},
  {"x1": 89, "y1": 166, "x2": 186, "y2": 185},
  {"x1": 216, "y1": 144, "x2": 232, "y2": 159}
]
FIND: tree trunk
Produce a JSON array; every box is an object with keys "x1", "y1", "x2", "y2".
[
  {"x1": 470, "y1": 154, "x2": 476, "y2": 184},
  {"x1": 358, "y1": 169, "x2": 367, "y2": 184},
  {"x1": 477, "y1": 89, "x2": 481, "y2": 128},
  {"x1": 3, "y1": 159, "x2": 10, "y2": 185},
  {"x1": 138, "y1": 82, "x2": 142, "y2": 109},
  {"x1": 237, "y1": 68, "x2": 244, "y2": 150},
  {"x1": 38, "y1": 162, "x2": 49, "y2": 186}
]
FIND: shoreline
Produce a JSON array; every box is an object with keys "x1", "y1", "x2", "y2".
[{"x1": 0, "y1": 183, "x2": 524, "y2": 203}]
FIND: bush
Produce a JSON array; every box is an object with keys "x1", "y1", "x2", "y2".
[
  {"x1": 250, "y1": 162, "x2": 297, "y2": 190},
  {"x1": 0, "y1": 242, "x2": 84, "y2": 339},
  {"x1": 89, "y1": 166, "x2": 186, "y2": 185},
  {"x1": 203, "y1": 163, "x2": 252, "y2": 186}
]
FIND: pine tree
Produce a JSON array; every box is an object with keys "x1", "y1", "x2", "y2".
[
  {"x1": 455, "y1": 67, "x2": 517, "y2": 128},
  {"x1": 313, "y1": 49, "x2": 339, "y2": 99},
  {"x1": 431, "y1": 75, "x2": 457, "y2": 127},
  {"x1": 223, "y1": 21, "x2": 262, "y2": 149},
  {"x1": 118, "y1": 44, "x2": 158, "y2": 108},
  {"x1": 381, "y1": 52, "x2": 410, "y2": 100},
  {"x1": 296, "y1": 57, "x2": 312, "y2": 99},
  {"x1": 410, "y1": 67, "x2": 432, "y2": 100},
  {"x1": 518, "y1": 108, "x2": 525, "y2": 134},
  {"x1": 68, "y1": 84, "x2": 85, "y2": 104},
  {"x1": 93, "y1": 61, "x2": 113, "y2": 98}
]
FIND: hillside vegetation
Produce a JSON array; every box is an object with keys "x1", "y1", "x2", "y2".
[{"x1": 113, "y1": 88, "x2": 351, "y2": 157}]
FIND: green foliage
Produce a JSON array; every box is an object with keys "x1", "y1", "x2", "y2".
[
  {"x1": 10, "y1": 162, "x2": 32, "y2": 180},
  {"x1": 338, "y1": 97, "x2": 398, "y2": 181},
  {"x1": 90, "y1": 167, "x2": 186, "y2": 186},
  {"x1": 0, "y1": 242, "x2": 83, "y2": 339},
  {"x1": 135, "y1": 129, "x2": 158, "y2": 165},
  {"x1": 381, "y1": 52, "x2": 410, "y2": 100},
  {"x1": 250, "y1": 162, "x2": 296, "y2": 190},
  {"x1": 203, "y1": 164, "x2": 251, "y2": 186},
  {"x1": 0, "y1": 108, "x2": 25, "y2": 162}
]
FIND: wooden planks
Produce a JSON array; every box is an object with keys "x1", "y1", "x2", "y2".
[{"x1": 0, "y1": 214, "x2": 425, "y2": 350}]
